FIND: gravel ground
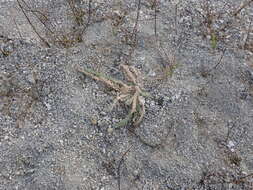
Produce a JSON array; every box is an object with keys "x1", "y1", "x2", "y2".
[{"x1": 0, "y1": 0, "x2": 253, "y2": 189}]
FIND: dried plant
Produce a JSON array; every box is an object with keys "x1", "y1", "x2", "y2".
[
  {"x1": 76, "y1": 64, "x2": 149, "y2": 128},
  {"x1": 17, "y1": 0, "x2": 92, "y2": 48}
]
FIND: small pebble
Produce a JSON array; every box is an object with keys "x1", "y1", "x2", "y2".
[
  {"x1": 107, "y1": 127, "x2": 114, "y2": 134},
  {"x1": 91, "y1": 116, "x2": 98, "y2": 125}
]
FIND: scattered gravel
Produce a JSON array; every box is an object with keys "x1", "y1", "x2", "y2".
[{"x1": 1, "y1": 0, "x2": 253, "y2": 189}]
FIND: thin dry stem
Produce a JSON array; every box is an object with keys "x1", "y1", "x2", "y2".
[{"x1": 17, "y1": 0, "x2": 50, "y2": 47}]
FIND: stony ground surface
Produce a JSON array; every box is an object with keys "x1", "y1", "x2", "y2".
[{"x1": 0, "y1": 0, "x2": 253, "y2": 189}]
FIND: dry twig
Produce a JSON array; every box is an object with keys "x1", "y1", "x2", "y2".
[
  {"x1": 233, "y1": 0, "x2": 253, "y2": 16},
  {"x1": 131, "y1": 0, "x2": 142, "y2": 44},
  {"x1": 117, "y1": 145, "x2": 133, "y2": 190},
  {"x1": 17, "y1": 0, "x2": 50, "y2": 47}
]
